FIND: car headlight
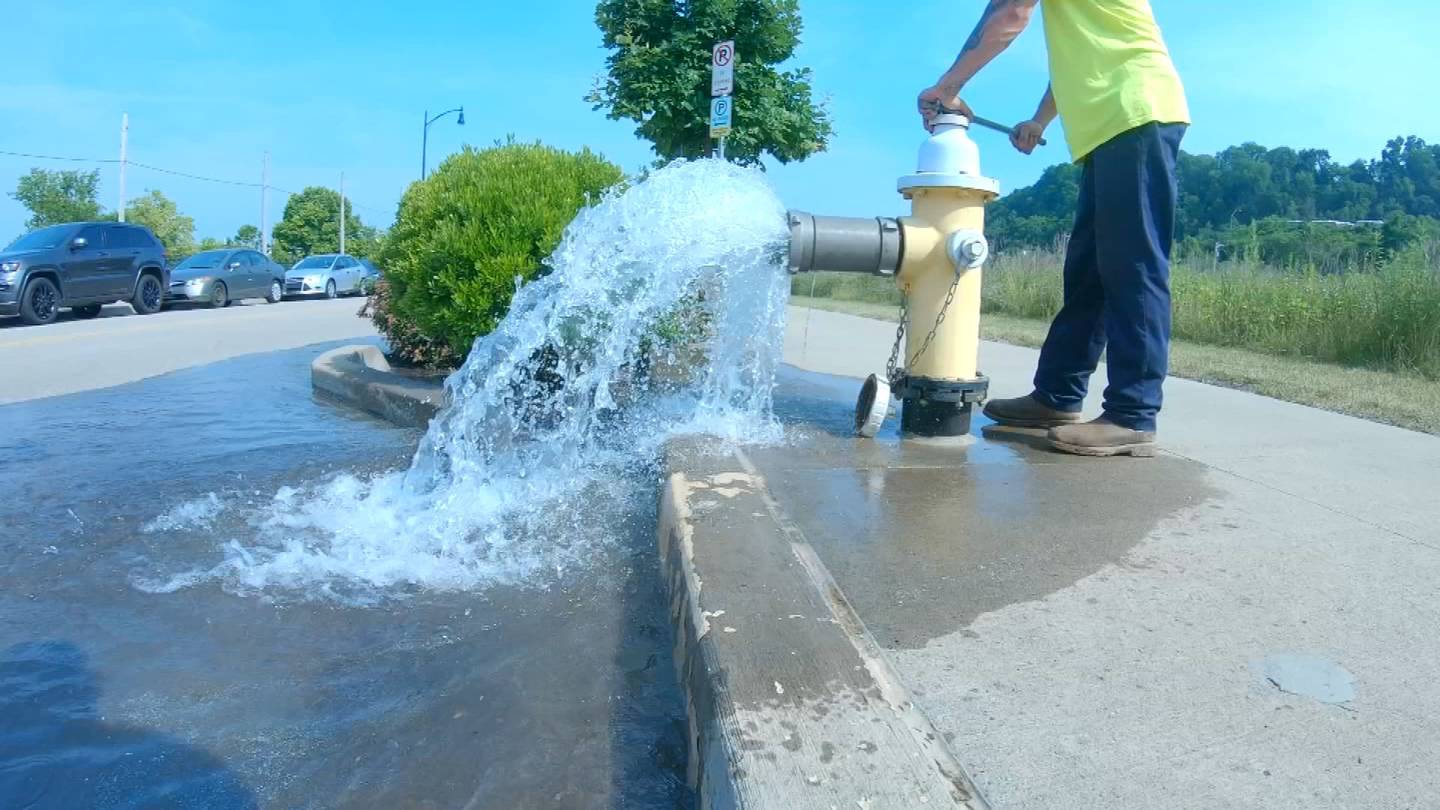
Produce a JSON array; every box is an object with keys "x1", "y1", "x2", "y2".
[
  {"x1": 186, "y1": 277, "x2": 208, "y2": 287},
  {"x1": 305, "y1": 275, "x2": 321, "y2": 284},
  {"x1": 0, "y1": 261, "x2": 20, "y2": 276}
]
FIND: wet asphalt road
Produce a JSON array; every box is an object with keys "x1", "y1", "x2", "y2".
[{"x1": 0, "y1": 296, "x2": 377, "y2": 403}]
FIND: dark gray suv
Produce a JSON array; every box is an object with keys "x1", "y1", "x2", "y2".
[{"x1": 0, "y1": 222, "x2": 170, "y2": 326}]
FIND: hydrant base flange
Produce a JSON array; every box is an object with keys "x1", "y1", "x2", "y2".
[
  {"x1": 897, "y1": 375, "x2": 990, "y2": 438},
  {"x1": 901, "y1": 399, "x2": 975, "y2": 438}
]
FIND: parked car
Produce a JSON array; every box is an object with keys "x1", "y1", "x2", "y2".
[
  {"x1": 167, "y1": 248, "x2": 286, "y2": 307},
  {"x1": 357, "y1": 258, "x2": 381, "y2": 294},
  {"x1": 0, "y1": 222, "x2": 169, "y2": 326},
  {"x1": 284, "y1": 254, "x2": 369, "y2": 299}
]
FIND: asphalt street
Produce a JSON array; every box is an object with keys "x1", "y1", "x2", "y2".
[{"x1": 0, "y1": 297, "x2": 378, "y2": 404}]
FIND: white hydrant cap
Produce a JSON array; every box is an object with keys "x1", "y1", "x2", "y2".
[
  {"x1": 917, "y1": 114, "x2": 981, "y2": 175},
  {"x1": 898, "y1": 114, "x2": 1000, "y2": 196}
]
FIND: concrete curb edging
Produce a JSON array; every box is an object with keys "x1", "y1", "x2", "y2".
[
  {"x1": 310, "y1": 345, "x2": 449, "y2": 429},
  {"x1": 658, "y1": 437, "x2": 991, "y2": 809}
]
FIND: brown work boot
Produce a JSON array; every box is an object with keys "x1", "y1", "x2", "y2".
[
  {"x1": 1048, "y1": 417, "x2": 1157, "y2": 458},
  {"x1": 982, "y1": 393, "x2": 1084, "y2": 428}
]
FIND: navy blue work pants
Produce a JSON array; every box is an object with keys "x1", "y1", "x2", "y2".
[{"x1": 1031, "y1": 122, "x2": 1186, "y2": 432}]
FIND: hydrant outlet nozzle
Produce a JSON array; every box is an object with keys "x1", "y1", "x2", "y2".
[{"x1": 787, "y1": 210, "x2": 903, "y2": 276}]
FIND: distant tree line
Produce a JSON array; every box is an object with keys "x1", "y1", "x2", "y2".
[
  {"x1": 990, "y1": 136, "x2": 1440, "y2": 270},
  {"x1": 7, "y1": 168, "x2": 381, "y2": 264}
]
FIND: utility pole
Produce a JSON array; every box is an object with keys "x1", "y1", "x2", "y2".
[
  {"x1": 118, "y1": 113, "x2": 129, "y2": 222},
  {"x1": 339, "y1": 172, "x2": 346, "y2": 256},
  {"x1": 260, "y1": 152, "x2": 270, "y2": 255}
]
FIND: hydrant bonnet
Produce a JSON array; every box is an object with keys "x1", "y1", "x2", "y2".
[{"x1": 899, "y1": 114, "x2": 1001, "y2": 197}]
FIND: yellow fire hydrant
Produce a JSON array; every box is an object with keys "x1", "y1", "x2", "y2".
[{"x1": 787, "y1": 112, "x2": 999, "y2": 437}]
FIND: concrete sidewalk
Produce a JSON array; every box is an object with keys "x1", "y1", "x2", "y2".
[{"x1": 769, "y1": 306, "x2": 1440, "y2": 808}]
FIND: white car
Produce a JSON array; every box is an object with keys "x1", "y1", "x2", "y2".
[{"x1": 284, "y1": 254, "x2": 369, "y2": 299}]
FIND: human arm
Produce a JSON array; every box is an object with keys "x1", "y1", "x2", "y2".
[
  {"x1": 916, "y1": 0, "x2": 1040, "y2": 127},
  {"x1": 1010, "y1": 84, "x2": 1055, "y2": 154}
]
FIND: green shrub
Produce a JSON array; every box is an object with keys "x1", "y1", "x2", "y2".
[
  {"x1": 365, "y1": 278, "x2": 460, "y2": 368},
  {"x1": 375, "y1": 141, "x2": 625, "y2": 365}
]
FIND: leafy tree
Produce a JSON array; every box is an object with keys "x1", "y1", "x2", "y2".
[
  {"x1": 197, "y1": 237, "x2": 227, "y2": 252},
  {"x1": 1381, "y1": 213, "x2": 1440, "y2": 255},
  {"x1": 124, "y1": 190, "x2": 195, "y2": 258},
  {"x1": 271, "y1": 186, "x2": 376, "y2": 264},
  {"x1": 11, "y1": 168, "x2": 104, "y2": 229},
  {"x1": 232, "y1": 224, "x2": 261, "y2": 249},
  {"x1": 588, "y1": 0, "x2": 832, "y2": 166},
  {"x1": 988, "y1": 135, "x2": 1440, "y2": 262}
]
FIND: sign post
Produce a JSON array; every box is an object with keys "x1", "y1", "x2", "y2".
[{"x1": 710, "y1": 40, "x2": 735, "y2": 160}]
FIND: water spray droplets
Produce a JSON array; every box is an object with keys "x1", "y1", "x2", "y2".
[{"x1": 145, "y1": 160, "x2": 791, "y2": 600}]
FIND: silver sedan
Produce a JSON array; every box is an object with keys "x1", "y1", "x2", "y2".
[
  {"x1": 167, "y1": 249, "x2": 286, "y2": 307},
  {"x1": 284, "y1": 254, "x2": 371, "y2": 299}
]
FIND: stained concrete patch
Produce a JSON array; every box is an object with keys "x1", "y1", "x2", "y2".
[
  {"x1": 1254, "y1": 654, "x2": 1356, "y2": 705},
  {"x1": 751, "y1": 378, "x2": 1217, "y2": 650}
]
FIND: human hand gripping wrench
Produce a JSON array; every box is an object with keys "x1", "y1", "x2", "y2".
[{"x1": 922, "y1": 100, "x2": 1047, "y2": 152}]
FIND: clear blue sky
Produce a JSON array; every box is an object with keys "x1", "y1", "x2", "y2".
[{"x1": 4, "y1": 1, "x2": 1436, "y2": 243}]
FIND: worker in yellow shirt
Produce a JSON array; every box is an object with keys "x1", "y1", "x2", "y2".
[{"x1": 918, "y1": 0, "x2": 1189, "y2": 457}]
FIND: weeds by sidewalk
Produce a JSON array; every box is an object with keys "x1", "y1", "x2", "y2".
[
  {"x1": 790, "y1": 295, "x2": 1440, "y2": 436},
  {"x1": 793, "y1": 247, "x2": 1440, "y2": 381}
]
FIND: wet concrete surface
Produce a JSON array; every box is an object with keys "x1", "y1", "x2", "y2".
[
  {"x1": 762, "y1": 341, "x2": 1440, "y2": 809},
  {"x1": 0, "y1": 342, "x2": 691, "y2": 809},
  {"x1": 765, "y1": 368, "x2": 1215, "y2": 649}
]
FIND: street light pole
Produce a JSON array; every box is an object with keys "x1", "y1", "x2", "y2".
[
  {"x1": 421, "y1": 106, "x2": 465, "y2": 180},
  {"x1": 117, "y1": 113, "x2": 129, "y2": 222},
  {"x1": 260, "y1": 151, "x2": 270, "y2": 255}
]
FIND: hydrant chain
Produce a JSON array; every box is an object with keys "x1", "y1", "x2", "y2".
[{"x1": 885, "y1": 303, "x2": 908, "y2": 386}]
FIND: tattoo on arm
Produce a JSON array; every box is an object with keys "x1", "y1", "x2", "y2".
[
  {"x1": 937, "y1": 0, "x2": 1036, "y2": 92},
  {"x1": 962, "y1": 0, "x2": 1019, "y2": 56}
]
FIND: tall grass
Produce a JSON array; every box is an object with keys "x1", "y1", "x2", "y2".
[{"x1": 791, "y1": 247, "x2": 1440, "y2": 380}]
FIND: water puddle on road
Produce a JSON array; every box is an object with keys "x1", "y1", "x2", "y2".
[{"x1": 1, "y1": 160, "x2": 794, "y2": 808}]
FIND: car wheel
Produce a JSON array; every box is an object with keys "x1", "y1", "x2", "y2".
[
  {"x1": 19, "y1": 277, "x2": 62, "y2": 326},
  {"x1": 210, "y1": 282, "x2": 229, "y2": 309},
  {"x1": 73, "y1": 303, "x2": 103, "y2": 319},
  {"x1": 267, "y1": 280, "x2": 283, "y2": 304},
  {"x1": 324, "y1": 279, "x2": 337, "y2": 299},
  {"x1": 132, "y1": 274, "x2": 164, "y2": 315}
]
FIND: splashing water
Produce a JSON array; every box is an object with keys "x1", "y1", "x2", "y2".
[{"x1": 142, "y1": 160, "x2": 791, "y2": 600}]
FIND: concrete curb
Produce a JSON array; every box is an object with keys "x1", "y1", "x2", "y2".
[
  {"x1": 658, "y1": 437, "x2": 991, "y2": 810},
  {"x1": 310, "y1": 345, "x2": 449, "y2": 429}
]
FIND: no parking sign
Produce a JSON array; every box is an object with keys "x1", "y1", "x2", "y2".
[{"x1": 711, "y1": 40, "x2": 735, "y2": 96}]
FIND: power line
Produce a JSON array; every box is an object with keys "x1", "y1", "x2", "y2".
[
  {"x1": 0, "y1": 149, "x2": 119, "y2": 164},
  {"x1": 128, "y1": 160, "x2": 264, "y2": 189},
  {"x1": 1, "y1": 147, "x2": 393, "y2": 218}
]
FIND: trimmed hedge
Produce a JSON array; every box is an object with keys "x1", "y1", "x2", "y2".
[{"x1": 375, "y1": 142, "x2": 625, "y2": 366}]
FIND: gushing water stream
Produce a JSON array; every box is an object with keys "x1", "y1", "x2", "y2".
[{"x1": 144, "y1": 160, "x2": 790, "y2": 600}]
